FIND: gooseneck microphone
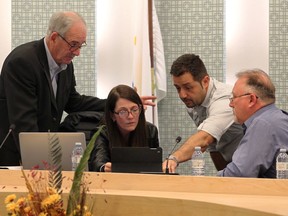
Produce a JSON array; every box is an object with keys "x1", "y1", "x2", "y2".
[
  {"x1": 0, "y1": 124, "x2": 16, "y2": 149},
  {"x1": 165, "y1": 136, "x2": 182, "y2": 174}
]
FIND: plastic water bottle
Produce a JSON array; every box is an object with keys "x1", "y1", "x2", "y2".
[
  {"x1": 191, "y1": 146, "x2": 205, "y2": 176},
  {"x1": 71, "y1": 142, "x2": 84, "y2": 171},
  {"x1": 276, "y1": 148, "x2": 288, "y2": 179}
]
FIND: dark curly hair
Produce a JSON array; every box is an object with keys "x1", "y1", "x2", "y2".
[{"x1": 170, "y1": 54, "x2": 208, "y2": 82}]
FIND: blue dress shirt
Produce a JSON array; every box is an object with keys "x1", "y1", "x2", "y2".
[{"x1": 217, "y1": 104, "x2": 288, "y2": 178}]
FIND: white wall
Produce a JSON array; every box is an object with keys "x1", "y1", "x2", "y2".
[
  {"x1": 0, "y1": 0, "x2": 11, "y2": 71},
  {"x1": 2, "y1": 1, "x2": 269, "y2": 87},
  {"x1": 96, "y1": 0, "x2": 137, "y2": 99},
  {"x1": 225, "y1": 0, "x2": 269, "y2": 85},
  {"x1": 96, "y1": 0, "x2": 163, "y2": 125}
]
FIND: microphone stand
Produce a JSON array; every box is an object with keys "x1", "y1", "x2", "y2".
[
  {"x1": 165, "y1": 136, "x2": 181, "y2": 174},
  {"x1": 0, "y1": 124, "x2": 15, "y2": 149}
]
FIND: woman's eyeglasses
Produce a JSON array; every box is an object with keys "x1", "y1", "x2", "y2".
[{"x1": 114, "y1": 106, "x2": 142, "y2": 118}]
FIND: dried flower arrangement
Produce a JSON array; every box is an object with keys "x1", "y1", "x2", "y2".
[{"x1": 4, "y1": 126, "x2": 103, "y2": 216}]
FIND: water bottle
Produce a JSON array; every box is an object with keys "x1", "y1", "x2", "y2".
[
  {"x1": 191, "y1": 146, "x2": 205, "y2": 176},
  {"x1": 71, "y1": 142, "x2": 84, "y2": 171},
  {"x1": 276, "y1": 148, "x2": 288, "y2": 179}
]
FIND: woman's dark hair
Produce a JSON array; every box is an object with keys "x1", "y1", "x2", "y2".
[{"x1": 105, "y1": 84, "x2": 147, "y2": 147}]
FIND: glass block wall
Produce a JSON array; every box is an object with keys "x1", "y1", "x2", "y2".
[
  {"x1": 11, "y1": 0, "x2": 97, "y2": 96},
  {"x1": 269, "y1": 0, "x2": 288, "y2": 111},
  {"x1": 11, "y1": 0, "x2": 287, "y2": 176}
]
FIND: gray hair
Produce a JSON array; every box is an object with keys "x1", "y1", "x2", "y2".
[
  {"x1": 236, "y1": 68, "x2": 275, "y2": 103},
  {"x1": 46, "y1": 11, "x2": 86, "y2": 36}
]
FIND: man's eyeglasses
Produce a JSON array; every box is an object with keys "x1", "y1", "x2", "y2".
[
  {"x1": 57, "y1": 33, "x2": 87, "y2": 52},
  {"x1": 114, "y1": 106, "x2": 142, "y2": 118},
  {"x1": 229, "y1": 93, "x2": 257, "y2": 102}
]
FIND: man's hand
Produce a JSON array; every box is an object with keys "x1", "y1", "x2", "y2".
[
  {"x1": 140, "y1": 95, "x2": 157, "y2": 108},
  {"x1": 134, "y1": 84, "x2": 157, "y2": 108},
  {"x1": 104, "y1": 162, "x2": 112, "y2": 172},
  {"x1": 162, "y1": 159, "x2": 177, "y2": 173}
]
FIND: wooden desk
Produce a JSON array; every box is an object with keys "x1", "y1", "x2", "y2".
[{"x1": 0, "y1": 170, "x2": 288, "y2": 215}]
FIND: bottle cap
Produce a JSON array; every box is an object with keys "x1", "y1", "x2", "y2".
[
  {"x1": 195, "y1": 146, "x2": 201, "y2": 150},
  {"x1": 280, "y1": 148, "x2": 287, "y2": 153},
  {"x1": 75, "y1": 142, "x2": 82, "y2": 146}
]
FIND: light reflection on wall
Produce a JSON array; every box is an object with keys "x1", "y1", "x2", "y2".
[{"x1": 225, "y1": 0, "x2": 269, "y2": 85}]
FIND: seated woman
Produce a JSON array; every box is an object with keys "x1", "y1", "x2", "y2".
[{"x1": 89, "y1": 84, "x2": 159, "y2": 172}]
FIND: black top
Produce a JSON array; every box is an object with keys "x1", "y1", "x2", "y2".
[{"x1": 88, "y1": 122, "x2": 159, "y2": 171}]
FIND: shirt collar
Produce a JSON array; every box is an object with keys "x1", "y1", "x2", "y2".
[
  {"x1": 244, "y1": 103, "x2": 276, "y2": 129},
  {"x1": 200, "y1": 77, "x2": 214, "y2": 108},
  {"x1": 44, "y1": 38, "x2": 67, "y2": 75}
]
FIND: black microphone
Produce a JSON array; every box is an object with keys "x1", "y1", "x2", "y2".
[
  {"x1": 165, "y1": 136, "x2": 181, "y2": 174},
  {"x1": 0, "y1": 124, "x2": 16, "y2": 149}
]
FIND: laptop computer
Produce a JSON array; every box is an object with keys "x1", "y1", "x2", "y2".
[
  {"x1": 111, "y1": 147, "x2": 163, "y2": 173},
  {"x1": 19, "y1": 132, "x2": 86, "y2": 171}
]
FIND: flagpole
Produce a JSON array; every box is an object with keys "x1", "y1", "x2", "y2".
[{"x1": 148, "y1": 0, "x2": 156, "y2": 125}]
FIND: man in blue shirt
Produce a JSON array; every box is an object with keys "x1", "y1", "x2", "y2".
[{"x1": 218, "y1": 69, "x2": 288, "y2": 178}]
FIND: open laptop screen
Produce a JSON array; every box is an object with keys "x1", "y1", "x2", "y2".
[
  {"x1": 19, "y1": 132, "x2": 86, "y2": 171},
  {"x1": 111, "y1": 147, "x2": 163, "y2": 173}
]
